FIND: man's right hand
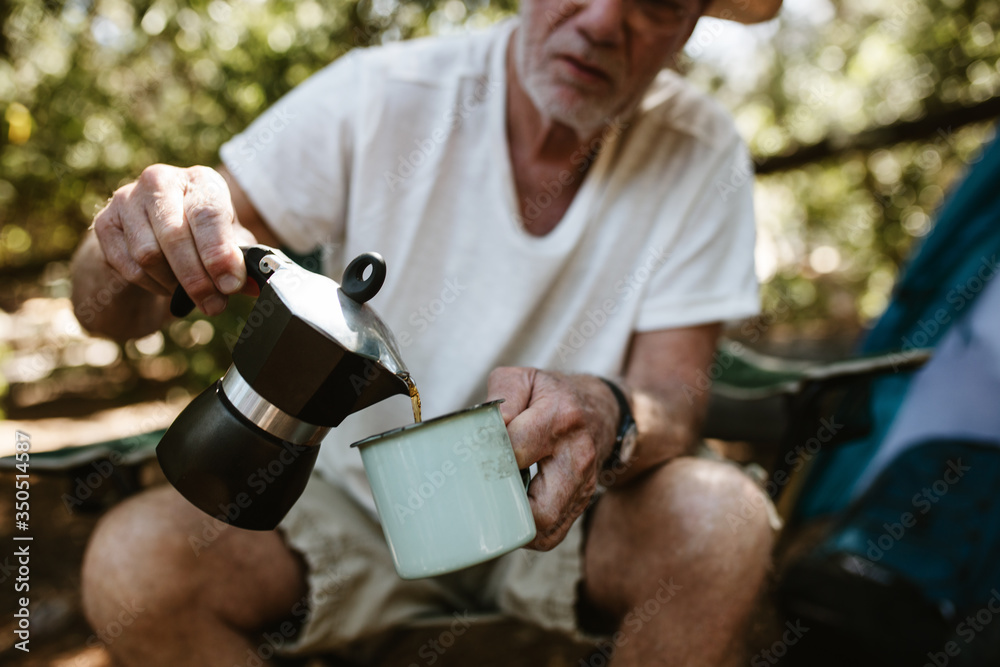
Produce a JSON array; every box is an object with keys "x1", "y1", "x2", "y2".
[{"x1": 92, "y1": 164, "x2": 254, "y2": 316}]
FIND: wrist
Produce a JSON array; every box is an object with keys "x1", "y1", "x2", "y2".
[
  {"x1": 71, "y1": 234, "x2": 170, "y2": 340},
  {"x1": 597, "y1": 377, "x2": 638, "y2": 473}
]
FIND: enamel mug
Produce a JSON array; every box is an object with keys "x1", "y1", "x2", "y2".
[{"x1": 352, "y1": 400, "x2": 536, "y2": 579}]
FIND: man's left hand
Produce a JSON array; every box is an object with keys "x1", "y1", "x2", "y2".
[{"x1": 486, "y1": 367, "x2": 619, "y2": 551}]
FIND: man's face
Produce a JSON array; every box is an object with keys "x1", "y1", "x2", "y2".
[{"x1": 514, "y1": 0, "x2": 705, "y2": 134}]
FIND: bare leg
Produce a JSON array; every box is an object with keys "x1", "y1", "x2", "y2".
[
  {"x1": 81, "y1": 485, "x2": 308, "y2": 666},
  {"x1": 583, "y1": 457, "x2": 775, "y2": 667}
]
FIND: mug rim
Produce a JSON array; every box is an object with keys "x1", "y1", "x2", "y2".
[{"x1": 349, "y1": 399, "x2": 506, "y2": 449}]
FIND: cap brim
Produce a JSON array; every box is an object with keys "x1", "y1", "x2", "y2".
[{"x1": 705, "y1": 0, "x2": 782, "y2": 23}]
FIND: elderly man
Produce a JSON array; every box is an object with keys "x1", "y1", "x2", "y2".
[{"x1": 74, "y1": 0, "x2": 781, "y2": 664}]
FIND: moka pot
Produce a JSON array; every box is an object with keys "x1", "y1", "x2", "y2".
[{"x1": 156, "y1": 245, "x2": 410, "y2": 530}]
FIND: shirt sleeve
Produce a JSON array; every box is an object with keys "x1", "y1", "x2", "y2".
[
  {"x1": 635, "y1": 135, "x2": 761, "y2": 331},
  {"x1": 219, "y1": 50, "x2": 362, "y2": 255}
]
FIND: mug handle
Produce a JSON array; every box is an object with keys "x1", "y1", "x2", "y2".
[{"x1": 519, "y1": 462, "x2": 538, "y2": 491}]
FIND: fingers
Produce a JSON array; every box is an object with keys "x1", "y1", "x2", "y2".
[
  {"x1": 506, "y1": 408, "x2": 557, "y2": 470},
  {"x1": 487, "y1": 368, "x2": 604, "y2": 551},
  {"x1": 486, "y1": 367, "x2": 536, "y2": 425},
  {"x1": 231, "y1": 222, "x2": 262, "y2": 297},
  {"x1": 148, "y1": 166, "x2": 239, "y2": 315},
  {"x1": 136, "y1": 166, "x2": 212, "y2": 307},
  {"x1": 525, "y1": 429, "x2": 599, "y2": 550},
  {"x1": 525, "y1": 447, "x2": 594, "y2": 550},
  {"x1": 93, "y1": 164, "x2": 247, "y2": 317},
  {"x1": 504, "y1": 376, "x2": 594, "y2": 470},
  {"x1": 129, "y1": 169, "x2": 186, "y2": 293},
  {"x1": 184, "y1": 166, "x2": 247, "y2": 296},
  {"x1": 93, "y1": 185, "x2": 171, "y2": 296}
]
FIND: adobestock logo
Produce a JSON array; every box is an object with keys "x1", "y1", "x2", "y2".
[
  {"x1": 862, "y1": 458, "x2": 971, "y2": 566},
  {"x1": 393, "y1": 461, "x2": 459, "y2": 523},
  {"x1": 749, "y1": 620, "x2": 809, "y2": 666},
  {"x1": 391, "y1": 421, "x2": 510, "y2": 523},
  {"x1": 924, "y1": 589, "x2": 1000, "y2": 667},
  {"x1": 383, "y1": 78, "x2": 502, "y2": 192},
  {"x1": 395, "y1": 277, "x2": 469, "y2": 348},
  {"x1": 405, "y1": 611, "x2": 475, "y2": 666},
  {"x1": 556, "y1": 245, "x2": 670, "y2": 363}
]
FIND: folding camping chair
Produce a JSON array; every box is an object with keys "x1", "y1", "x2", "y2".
[{"x1": 741, "y1": 132, "x2": 1000, "y2": 667}]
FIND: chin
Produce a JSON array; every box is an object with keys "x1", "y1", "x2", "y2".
[{"x1": 527, "y1": 76, "x2": 621, "y2": 135}]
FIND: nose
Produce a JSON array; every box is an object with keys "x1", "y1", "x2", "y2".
[{"x1": 573, "y1": 0, "x2": 626, "y2": 47}]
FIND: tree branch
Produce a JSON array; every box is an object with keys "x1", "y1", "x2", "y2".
[{"x1": 754, "y1": 96, "x2": 1000, "y2": 174}]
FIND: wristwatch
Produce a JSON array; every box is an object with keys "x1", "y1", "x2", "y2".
[{"x1": 599, "y1": 378, "x2": 638, "y2": 472}]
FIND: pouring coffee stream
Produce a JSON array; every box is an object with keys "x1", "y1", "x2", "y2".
[
  {"x1": 156, "y1": 245, "x2": 416, "y2": 530},
  {"x1": 403, "y1": 374, "x2": 423, "y2": 424}
]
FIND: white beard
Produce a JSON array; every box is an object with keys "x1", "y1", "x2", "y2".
[{"x1": 513, "y1": 30, "x2": 622, "y2": 137}]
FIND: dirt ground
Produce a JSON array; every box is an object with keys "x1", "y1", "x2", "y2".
[{"x1": 0, "y1": 466, "x2": 112, "y2": 666}]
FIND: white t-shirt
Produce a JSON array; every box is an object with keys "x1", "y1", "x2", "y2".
[{"x1": 220, "y1": 18, "x2": 760, "y2": 515}]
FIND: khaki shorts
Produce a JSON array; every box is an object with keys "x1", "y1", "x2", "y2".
[
  {"x1": 275, "y1": 471, "x2": 590, "y2": 661},
  {"x1": 276, "y1": 447, "x2": 780, "y2": 661}
]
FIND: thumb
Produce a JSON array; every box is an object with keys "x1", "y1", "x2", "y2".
[
  {"x1": 232, "y1": 222, "x2": 262, "y2": 297},
  {"x1": 486, "y1": 367, "x2": 535, "y2": 425},
  {"x1": 232, "y1": 220, "x2": 258, "y2": 246}
]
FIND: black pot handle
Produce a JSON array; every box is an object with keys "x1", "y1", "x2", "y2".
[
  {"x1": 169, "y1": 245, "x2": 278, "y2": 318},
  {"x1": 341, "y1": 252, "x2": 387, "y2": 304}
]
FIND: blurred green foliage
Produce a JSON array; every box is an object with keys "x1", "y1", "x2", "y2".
[
  {"x1": 0, "y1": 0, "x2": 519, "y2": 412},
  {"x1": 0, "y1": 0, "x2": 514, "y2": 269},
  {"x1": 0, "y1": 0, "x2": 998, "y2": 415},
  {"x1": 687, "y1": 0, "x2": 999, "y2": 339}
]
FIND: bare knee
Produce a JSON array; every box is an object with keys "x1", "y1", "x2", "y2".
[
  {"x1": 82, "y1": 483, "x2": 308, "y2": 642},
  {"x1": 81, "y1": 485, "x2": 205, "y2": 632},
  {"x1": 584, "y1": 457, "x2": 775, "y2": 614},
  {"x1": 651, "y1": 457, "x2": 776, "y2": 555}
]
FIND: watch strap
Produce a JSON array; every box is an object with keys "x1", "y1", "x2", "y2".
[{"x1": 599, "y1": 378, "x2": 635, "y2": 471}]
